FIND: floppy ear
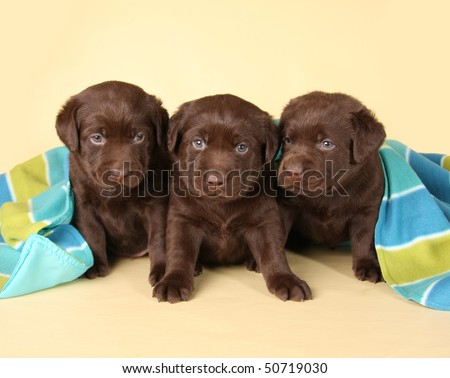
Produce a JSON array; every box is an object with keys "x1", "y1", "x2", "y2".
[
  {"x1": 148, "y1": 95, "x2": 169, "y2": 148},
  {"x1": 350, "y1": 107, "x2": 386, "y2": 164},
  {"x1": 167, "y1": 103, "x2": 188, "y2": 152},
  {"x1": 264, "y1": 117, "x2": 280, "y2": 163},
  {"x1": 55, "y1": 97, "x2": 80, "y2": 152}
]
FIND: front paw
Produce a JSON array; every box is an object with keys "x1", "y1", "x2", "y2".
[
  {"x1": 194, "y1": 261, "x2": 203, "y2": 276},
  {"x1": 149, "y1": 262, "x2": 166, "y2": 286},
  {"x1": 83, "y1": 263, "x2": 109, "y2": 279},
  {"x1": 266, "y1": 273, "x2": 312, "y2": 302},
  {"x1": 353, "y1": 258, "x2": 383, "y2": 283},
  {"x1": 245, "y1": 256, "x2": 260, "y2": 273},
  {"x1": 152, "y1": 272, "x2": 194, "y2": 303}
]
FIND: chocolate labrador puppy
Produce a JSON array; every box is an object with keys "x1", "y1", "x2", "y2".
[
  {"x1": 153, "y1": 94, "x2": 311, "y2": 303},
  {"x1": 56, "y1": 81, "x2": 169, "y2": 283},
  {"x1": 277, "y1": 91, "x2": 386, "y2": 283}
]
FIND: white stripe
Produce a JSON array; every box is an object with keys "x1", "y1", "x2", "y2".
[
  {"x1": 65, "y1": 242, "x2": 89, "y2": 253},
  {"x1": 376, "y1": 228, "x2": 450, "y2": 251},
  {"x1": 27, "y1": 198, "x2": 35, "y2": 223},
  {"x1": 43, "y1": 153, "x2": 51, "y2": 186},
  {"x1": 382, "y1": 184, "x2": 425, "y2": 202},
  {"x1": 390, "y1": 271, "x2": 445, "y2": 291},
  {"x1": 5, "y1": 172, "x2": 16, "y2": 202},
  {"x1": 420, "y1": 279, "x2": 441, "y2": 305},
  {"x1": 405, "y1": 147, "x2": 411, "y2": 163},
  {"x1": 13, "y1": 240, "x2": 24, "y2": 250},
  {"x1": 440, "y1": 155, "x2": 447, "y2": 168},
  {"x1": 27, "y1": 202, "x2": 51, "y2": 228}
]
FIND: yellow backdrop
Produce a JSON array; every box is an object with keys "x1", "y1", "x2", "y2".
[{"x1": 1, "y1": 0, "x2": 449, "y2": 172}]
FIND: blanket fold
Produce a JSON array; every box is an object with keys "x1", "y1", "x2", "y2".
[
  {"x1": 0, "y1": 147, "x2": 93, "y2": 298},
  {"x1": 376, "y1": 140, "x2": 450, "y2": 310}
]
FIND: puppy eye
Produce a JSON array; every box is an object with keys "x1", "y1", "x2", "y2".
[
  {"x1": 192, "y1": 138, "x2": 206, "y2": 150},
  {"x1": 321, "y1": 140, "x2": 335, "y2": 149},
  {"x1": 236, "y1": 143, "x2": 248, "y2": 154},
  {"x1": 90, "y1": 134, "x2": 104, "y2": 145},
  {"x1": 284, "y1": 136, "x2": 292, "y2": 144},
  {"x1": 133, "y1": 132, "x2": 145, "y2": 144}
]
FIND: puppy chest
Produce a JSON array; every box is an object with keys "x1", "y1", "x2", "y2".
[
  {"x1": 199, "y1": 225, "x2": 249, "y2": 264},
  {"x1": 295, "y1": 213, "x2": 349, "y2": 246},
  {"x1": 100, "y1": 209, "x2": 148, "y2": 253}
]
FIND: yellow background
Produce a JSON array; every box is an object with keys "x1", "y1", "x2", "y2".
[
  {"x1": 1, "y1": 0, "x2": 450, "y2": 172},
  {"x1": 1, "y1": 0, "x2": 450, "y2": 358}
]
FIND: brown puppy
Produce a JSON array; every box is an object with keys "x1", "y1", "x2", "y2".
[
  {"x1": 153, "y1": 94, "x2": 311, "y2": 303},
  {"x1": 56, "y1": 81, "x2": 169, "y2": 283},
  {"x1": 277, "y1": 91, "x2": 386, "y2": 283}
]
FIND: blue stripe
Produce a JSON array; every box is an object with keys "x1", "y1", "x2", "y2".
[
  {"x1": 44, "y1": 147, "x2": 69, "y2": 186},
  {"x1": 379, "y1": 147, "x2": 423, "y2": 194},
  {"x1": 0, "y1": 173, "x2": 14, "y2": 206},
  {"x1": 376, "y1": 187, "x2": 450, "y2": 247},
  {"x1": 434, "y1": 197, "x2": 450, "y2": 222},
  {"x1": 392, "y1": 271, "x2": 450, "y2": 310},
  {"x1": 385, "y1": 139, "x2": 409, "y2": 159},
  {"x1": 409, "y1": 149, "x2": 450, "y2": 203},
  {"x1": 420, "y1": 153, "x2": 446, "y2": 166},
  {"x1": 423, "y1": 273, "x2": 450, "y2": 310}
]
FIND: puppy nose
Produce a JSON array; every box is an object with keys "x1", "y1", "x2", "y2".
[
  {"x1": 281, "y1": 164, "x2": 303, "y2": 178},
  {"x1": 206, "y1": 172, "x2": 224, "y2": 186},
  {"x1": 109, "y1": 166, "x2": 130, "y2": 181},
  {"x1": 284, "y1": 169, "x2": 302, "y2": 177}
]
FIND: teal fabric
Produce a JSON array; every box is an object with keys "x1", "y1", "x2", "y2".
[
  {"x1": 375, "y1": 140, "x2": 450, "y2": 310},
  {"x1": 0, "y1": 147, "x2": 93, "y2": 298}
]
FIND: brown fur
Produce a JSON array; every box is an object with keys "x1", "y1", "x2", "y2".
[
  {"x1": 153, "y1": 94, "x2": 311, "y2": 303},
  {"x1": 277, "y1": 91, "x2": 386, "y2": 283},
  {"x1": 56, "y1": 81, "x2": 169, "y2": 284}
]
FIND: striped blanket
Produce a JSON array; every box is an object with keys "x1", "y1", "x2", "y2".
[
  {"x1": 376, "y1": 140, "x2": 450, "y2": 310},
  {"x1": 0, "y1": 147, "x2": 92, "y2": 298}
]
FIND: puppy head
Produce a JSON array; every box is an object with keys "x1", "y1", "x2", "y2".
[
  {"x1": 56, "y1": 81, "x2": 168, "y2": 190},
  {"x1": 278, "y1": 91, "x2": 386, "y2": 196},
  {"x1": 168, "y1": 94, "x2": 278, "y2": 199}
]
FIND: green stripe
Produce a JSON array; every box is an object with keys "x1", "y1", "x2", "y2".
[
  {"x1": 0, "y1": 201, "x2": 49, "y2": 247},
  {"x1": 0, "y1": 274, "x2": 9, "y2": 290},
  {"x1": 377, "y1": 233, "x2": 450, "y2": 285},
  {"x1": 8, "y1": 154, "x2": 49, "y2": 202},
  {"x1": 443, "y1": 156, "x2": 450, "y2": 172}
]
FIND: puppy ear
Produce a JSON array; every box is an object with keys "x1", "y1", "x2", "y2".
[
  {"x1": 149, "y1": 96, "x2": 169, "y2": 147},
  {"x1": 56, "y1": 97, "x2": 80, "y2": 152},
  {"x1": 264, "y1": 117, "x2": 280, "y2": 163},
  {"x1": 350, "y1": 108, "x2": 386, "y2": 163},
  {"x1": 167, "y1": 103, "x2": 188, "y2": 152}
]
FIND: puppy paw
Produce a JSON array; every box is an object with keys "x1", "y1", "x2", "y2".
[
  {"x1": 152, "y1": 272, "x2": 194, "y2": 303},
  {"x1": 267, "y1": 273, "x2": 312, "y2": 302},
  {"x1": 245, "y1": 256, "x2": 260, "y2": 273},
  {"x1": 194, "y1": 261, "x2": 203, "y2": 276},
  {"x1": 83, "y1": 264, "x2": 109, "y2": 279},
  {"x1": 149, "y1": 263, "x2": 166, "y2": 286},
  {"x1": 353, "y1": 259, "x2": 384, "y2": 283}
]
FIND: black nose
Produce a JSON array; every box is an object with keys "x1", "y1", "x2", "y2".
[{"x1": 205, "y1": 172, "x2": 224, "y2": 186}]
